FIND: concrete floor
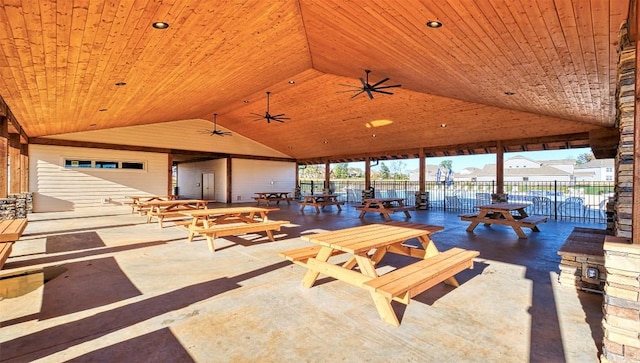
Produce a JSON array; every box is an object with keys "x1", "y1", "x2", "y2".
[{"x1": 0, "y1": 202, "x2": 605, "y2": 362}]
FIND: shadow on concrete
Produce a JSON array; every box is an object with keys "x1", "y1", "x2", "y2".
[
  {"x1": 66, "y1": 328, "x2": 195, "y2": 363},
  {"x1": 0, "y1": 261, "x2": 290, "y2": 362}
]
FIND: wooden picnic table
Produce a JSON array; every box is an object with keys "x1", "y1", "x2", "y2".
[
  {"x1": 355, "y1": 197, "x2": 415, "y2": 221},
  {"x1": 178, "y1": 207, "x2": 288, "y2": 252},
  {"x1": 254, "y1": 192, "x2": 293, "y2": 206},
  {"x1": 299, "y1": 194, "x2": 344, "y2": 213},
  {"x1": 125, "y1": 195, "x2": 177, "y2": 214},
  {"x1": 460, "y1": 202, "x2": 547, "y2": 239},
  {"x1": 280, "y1": 222, "x2": 479, "y2": 326},
  {"x1": 144, "y1": 199, "x2": 209, "y2": 227},
  {"x1": 0, "y1": 218, "x2": 28, "y2": 269}
]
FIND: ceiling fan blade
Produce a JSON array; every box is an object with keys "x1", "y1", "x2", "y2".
[
  {"x1": 374, "y1": 84, "x2": 402, "y2": 89},
  {"x1": 351, "y1": 90, "x2": 365, "y2": 99},
  {"x1": 339, "y1": 83, "x2": 363, "y2": 89},
  {"x1": 365, "y1": 89, "x2": 374, "y2": 99},
  {"x1": 271, "y1": 113, "x2": 286, "y2": 117},
  {"x1": 373, "y1": 90, "x2": 395, "y2": 95},
  {"x1": 359, "y1": 77, "x2": 368, "y2": 88},
  {"x1": 370, "y1": 77, "x2": 390, "y2": 88}
]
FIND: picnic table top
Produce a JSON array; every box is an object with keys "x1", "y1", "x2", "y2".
[{"x1": 301, "y1": 222, "x2": 443, "y2": 254}]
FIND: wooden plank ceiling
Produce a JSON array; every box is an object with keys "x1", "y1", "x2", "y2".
[{"x1": 0, "y1": 0, "x2": 630, "y2": 163}]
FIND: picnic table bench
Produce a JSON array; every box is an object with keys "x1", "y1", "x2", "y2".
[
  {"x1": 460, "y1": 203, "x2": 547, "y2": 239},
  {"x1": 179, "y1": 207, "x2": 288, "y2": 252},
  {"x1": 280, "y1": 221, "x2": 479, "y2": 326},
  {"x1": 254, "y1": 192, "x2": 293, "y2": 206},
  {"x1": 125, "y1": 195, "x2": 177, "y2": 214},
  {"x1": 0, "y1": 218, "x2": 28, "y2": 269},
  {"x1": 144, "y1": 199, "x2": 210, "y2": 228},
  {"x1": 299, "y1": 194, "x2": 344, "y2": 213},
  {"x1": 355, "y1": 197, "x2": 414, "y2": 221}
]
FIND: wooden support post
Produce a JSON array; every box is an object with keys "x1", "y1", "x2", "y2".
[
  {"x1": 0, "y1": 118, "x2": 7, "y2": 198},
  {"x1": 8, "y1": 133, "x2": 20, "y2": 194},
  {"x1": 325, "y1": 161, "x2": 330, "y2": 192},
  {"x1": 226, "y1": 157, "x2": 232, "y2": 204},
  {"x1": 167, "y1": 154, "x2": 174, "y2": 197},
  {"x1": 419, "y1": 148, "x2": 425, "y2": 193},
  {"x1": 20, "y1": 144, "x2": 28, "y2": 193},
  {"x1": 496, "y1": 140, "x2": 504, "y2": 194},
  {"x1": 365, "y1": 155, "x2": 371, "y2": 190}
]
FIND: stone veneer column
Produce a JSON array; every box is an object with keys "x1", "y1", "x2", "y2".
[
  {"x1": 602, "y1": 239, "x2": 640, "y2": 362},
  {"x1": 600, "y1": 28, "x2": 640, "y2": 363}
]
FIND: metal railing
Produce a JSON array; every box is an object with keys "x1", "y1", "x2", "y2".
[{"x1": 299, "y1": 179, "x2": 614, "y2": 224}]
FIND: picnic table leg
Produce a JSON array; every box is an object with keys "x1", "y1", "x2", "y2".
[
  {"x1": 370, "y1": 292, "x2": 400, "y2": 326},
  {"x1": 381, "y1": 213, "x2": 392, "y2": 222},
  {"x1": 301, "y1": 247, "x2": 334, "y2": 288},
  {"x1": 358, "y1": 210, "x2": 367, "y2": 218}
]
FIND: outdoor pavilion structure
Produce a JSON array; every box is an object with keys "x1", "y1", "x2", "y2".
[{"x1": 0, "y1": 1, "x2": 639, "y2": 360}]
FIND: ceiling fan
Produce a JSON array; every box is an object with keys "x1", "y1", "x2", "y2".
[
  {"x1": 251, "y1": 91, "x2": 290, "y2": 123},
  {"x1": 340, "y1": 69, "x2": 402, "y2": 99},
  {"x1": 200, "y1": 113, "x2": 232, "y2": 137}
]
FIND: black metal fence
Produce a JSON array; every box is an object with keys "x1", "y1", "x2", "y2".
[{"x1": 299, "y1": 179, "x2": 614, "y2": 224}]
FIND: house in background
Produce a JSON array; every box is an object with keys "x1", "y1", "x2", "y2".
[
  {"x1": 409, "y1": 155, "x2": 615, "y2": 183},
  {"x1": 574, "y1": 159, "x2": 615, "y2": 182}
]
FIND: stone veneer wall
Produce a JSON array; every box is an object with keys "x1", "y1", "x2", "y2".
[{"x1": 600, "y1": 28, "x2": 640, "y2": 363}]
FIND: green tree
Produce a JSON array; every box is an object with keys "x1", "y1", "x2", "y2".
[
  {"x1": 332, "y1": 163, "x2": 349, "y2": 178},
  {"x1": 439, "y1": 160, "x2": 453, "y2": 170},
  {"x1": 389, "y1": 160, "x2": 408, "y2": 180},
  {"x1": 576, "y1": 152, "x2": 595, "y2": 165},
  {"x1": 379, "y1": 162, "x2": 391, "y2": 179}
]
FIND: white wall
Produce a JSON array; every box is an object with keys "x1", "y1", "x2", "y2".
[
  {"x1": 29, "y1": 144, "x2": 169, "y2": 212},
  {"x1": 231, "y1": 159, "x2": 296, "y2": 203},
  {"x1": 177, "y1": 159, "x2": 227, "y2": 201}
]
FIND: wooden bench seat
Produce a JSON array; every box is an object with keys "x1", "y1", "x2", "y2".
[
  {"x1": 458, "y1": 213, "x2": 479, "y2": 219},
  {"x1": 0, "y1": 242, "x2": 13, "y2": 270},
  {"x1": 0, "y1": 218, "x2": 28, "y2": 270},
  {"x1": 518, "y1": 216, "x2": 548, "y2": 226},
  {"x1": 254, "y1": 196, "x2": 293, "y2": 206},
  {"x1": 190, "y1": 220, "x2": 289, "y2": 252},
  {"x1": 363, "y1": 247, "x2": 479, "y2": 325},
  {"x1": 279, "y1": 245, "x2": 345, "y2": 266},
  {"x1": 386, "y1": 206, "x2": 415, "y2": 213},
  {"x1": 147, "y1": 208, "x2": 197, "y2": 228}
]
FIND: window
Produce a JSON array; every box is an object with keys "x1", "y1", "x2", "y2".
[
  {"x1": 95, "y1": 161, "x2": 118, "y2": 169},
  {"x1": 122, "y1": 162, "x2": 144, "y2": 170},
  {"x1": 522, "y1": 177, "x2": 529, "y2": 181},
  {"x1": 64, "y1": 159, "x2": 145, "y2": 170},
  {"x1": 605, "y1": 167, "x2": 613, "y2": 172},
  {"x1": 606, "y1": 176, "x2": 613, "y2": 181},
  {"x1": 65, "y1": 160, "x2": 92, "y2": 168}
]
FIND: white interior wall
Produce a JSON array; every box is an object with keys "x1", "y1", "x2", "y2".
[
  {"x1": 29, "y1": 144, "x2": 168, "y2": 212},
  {"x1": 176, "y1": 159, "x2": 227, "y2": 201},
  {"x1": 231, "y1": 159, "x2": 296, "y2": 203}
]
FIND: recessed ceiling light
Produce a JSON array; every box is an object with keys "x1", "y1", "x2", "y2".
[
  {"x1": 288, "y1": 80, "x2": 295, "y2": 84},
  {"x1": 115, "y1": 82, "x2": 127, "y2": 87},
  {"x1": 504, "y1": 91, "x2": 515, "y2": 95},
  {"x1": 440, "y1": 123, "x2": 447, "y2": 128},
  {"x1": 243, "y1": 100, "x2": 250, "y2": 103},
  {"x1": 426, "y1": 20, "x2": 442, "y2": 28},
  {"x1": 372, "y1": 134, "x2": 376, "y2": 138},
  {"x1": 89, "y1": 123, "x2": 97, "y2": 127},
  {"x1": 152, "y1": 22, "x2": 169, "y2": 29},
  {"x1": 98, "y1": 108, "x2": 107, "y2": 112},
  {"x1": 323, "y1": 140, "x2": 328, "y2": 144}
]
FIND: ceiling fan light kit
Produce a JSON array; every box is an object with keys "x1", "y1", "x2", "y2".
[
  {"x1": 340, "y1": 69, "x2": 402, "y2": 99},
  {"x1": 251, "y1": 91, "x2": 290, "y2": 123}
]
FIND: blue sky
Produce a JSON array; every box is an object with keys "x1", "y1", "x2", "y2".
[{"x1": 367, "y1": 147, "x2": 593, "y2": 172}]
